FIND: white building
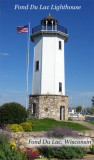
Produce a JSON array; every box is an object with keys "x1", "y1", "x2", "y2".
[{"x1": 29, "y1": 14, "x2": 69, "y2": 121}]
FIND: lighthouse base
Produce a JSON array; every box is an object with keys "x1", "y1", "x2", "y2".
[{"x1": 29, "y1": 94, "x2": 68, "y2": 121}]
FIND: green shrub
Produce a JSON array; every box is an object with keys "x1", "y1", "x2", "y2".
[
  {"x1": 0, "y1": 102, "x2": 27, "y2": 124},
  {"x1": 20, "y1": 122, "x2": 32, "y2": 132},
  {"x1": 39, "y1": 146, "x2": 86, "y2": 159},
  {"x1": 7, "y1": 124, "x2": 24, "y2": 132},
  {"x1": 0, "y1": 143, "x2": 25, "y2": 160},
  {"x1": 26, "y1": 121, "x2": 34, "y2": 127}
]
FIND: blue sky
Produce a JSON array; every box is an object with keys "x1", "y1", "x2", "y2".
[{"x1": 0, "y1": 0, "x2": 94, "y2": 108}]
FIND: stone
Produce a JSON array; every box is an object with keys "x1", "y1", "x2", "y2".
[
  {"x1": 90, "y1": 133, "x2": 94, "y2": 138},
  {"x1": 10, "y1": 138, "x2": 15, "y2": 143},
  {"x1": 36, "y1": 159, "x2": 48, "y2": 160},
  {"x1": 16, "y1": 140, "x2": 19, "y2": 144},
  {"x1": 78, "y1": 132, "x2": 84, "y2": 136},
  {"x1": 13, "y1": 133, "x2": 19, "y2": 139},
  {"x1": 10, "y1": 132, "x2": 14, "y2": 138},
  {"x1": 19, "y1": 138, "x2": 27, "y2": 144},
  {"x1": 29, "y1": 133, "x2": 37, "y2": 136},
  {"x1": 29, "y1": 95, "x2": 68, "y2": 121},
  {"x1": 2, "y1": 130, "x2": 94, "y2": 150},
  {"x1": 19, "y1": 145, "x2": 24, "y2": 150},
  {"x1": 18, "y1": 132, "x2": 23, "y2": 138},
  {"x1": 24, "y1": 144, "x2": 31, "y2": 149},
  {"x1": 23, "y1": 133, "x2": 30, "y2": 137},
  {"x1": 85, "y1": 132, "x2": 90, "y2": 137}
]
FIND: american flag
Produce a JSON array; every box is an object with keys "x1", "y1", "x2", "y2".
[{"x1": 17, "y1": 25, "x2": 28, "y2": 33}]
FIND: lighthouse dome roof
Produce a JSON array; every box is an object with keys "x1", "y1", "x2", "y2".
[{"x1": 41, "y1": 13, "x2": 58, "y2": 26}]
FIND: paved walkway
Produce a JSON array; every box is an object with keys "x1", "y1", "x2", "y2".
[
  {"x1": 37, "y1": 154, "x2": 94, "y2": 160},
  {"x1": 75, "y1": 154, "x2": 94, "y2": 160},
  {"x1": 69, "y1": 120, "x2": 94, "y2": 130}
]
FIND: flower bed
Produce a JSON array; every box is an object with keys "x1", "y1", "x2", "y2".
[
  {"x1": 0, "y1": 131, "x2": 41, "y2": 159},
  {"x1": 0, "y1": 127, "x2": 94, "y2": 159}
]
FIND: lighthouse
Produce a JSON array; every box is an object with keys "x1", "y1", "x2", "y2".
[{"x1": 29, "y1": 14, "x2": 69, "y2": 121}]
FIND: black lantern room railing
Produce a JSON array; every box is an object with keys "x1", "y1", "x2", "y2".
[{"x1": 32, "y1": 25, "x2": 67, "y2": 34}]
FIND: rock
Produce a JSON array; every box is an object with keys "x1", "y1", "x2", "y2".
[
  {"x1": 78, "y1": 132, "x2": 84, "y2": 136},
  {"x1": 29, "y1": 132, "x2": 36, "y2": 136},
  {"x1": 23, "y1": 132, "x2": 30, "y2": 137},
  {"x1": 19, "y1": 138, "x2": 27, "y2": 145},
  {"x1": 13, "y1": 133, "x2": 19, "y2": 139},
  {"x1": 2, "y1": 130, "x2": 94, "y2": 150},
  {"x1": 19, "y1": 145, "x2": 24, "y2": 150},
  {"x1": 90, "y1": 133, "x2": 94, "y2": 138},
  {"x1": 36, "y1": 159, "x2": 48, "y2": 160},
  {"x1": 18, "y1": 132, "x2": 23, "y2": 138},
  {"x1": 10, "y1": 132, "x2": 14, "y2": 138},
  {"x1": 9, "y1": 138, "x2": 14, "y2": 143},
  {"x1": 85, "y1": 132, "x2": 90, "y2": 137}
]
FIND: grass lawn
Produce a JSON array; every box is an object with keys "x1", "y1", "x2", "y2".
[{"x1": 28, "y1": 118, "x2": 90, "y2": 131}]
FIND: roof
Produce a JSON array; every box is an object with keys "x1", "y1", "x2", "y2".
[{"x1": 41, "y1": 13, "x2": 58, "y2": 25}]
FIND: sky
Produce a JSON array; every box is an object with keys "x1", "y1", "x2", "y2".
[{"x1": 0, "y1": 0, "x2": 94, "y2": 108}]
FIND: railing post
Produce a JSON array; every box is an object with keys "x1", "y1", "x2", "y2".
[
  {"x1": 55, "y1": 23, "x2": 57, "y2": 30},
  {"x1": 42, "y1": 22, "x2": 44, "y2": 30},
  {"x1": 46, "y1": 21, "x2": 48, "y2": 30},
  {"x1": 52, "y1": 21, "x2": 53, "y2": 30},
  {"x1": 42, "y1": 25, "x2": 44, "y2": 30}
]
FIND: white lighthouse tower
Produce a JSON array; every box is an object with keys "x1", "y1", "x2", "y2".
[{"x1": 29, "y1": 14, "x2": 69, "y2": 121}]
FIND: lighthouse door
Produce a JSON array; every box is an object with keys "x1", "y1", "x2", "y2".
[
  {"x1": 60, "y1": 106, "x2": 65, "y2": 120},
  {"x1": 32, "y1": 103, "x2": 36, "y2": 116}
]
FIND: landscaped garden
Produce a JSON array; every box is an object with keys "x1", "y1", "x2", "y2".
[
  {"x1": 0, "y1": 102, "x2": 93, "y2": 159},
  {"x1": 0, "y1": 131, "x2": 40, "y2": 160}
]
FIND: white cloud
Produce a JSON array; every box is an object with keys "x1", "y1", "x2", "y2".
[{"x1": 0, "y1": 53, "x2": 9, "y2": 56}]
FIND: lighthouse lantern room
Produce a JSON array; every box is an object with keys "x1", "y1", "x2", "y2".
[{"x1": 29, "y1": 14, "x2": 69, "y2": 121}]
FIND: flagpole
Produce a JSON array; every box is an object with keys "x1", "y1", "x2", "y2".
[{"x1": 26, "y1": 22, "x2": 30, "y2": 110}]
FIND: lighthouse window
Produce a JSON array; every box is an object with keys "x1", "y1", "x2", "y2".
[
  {"x1": 32, "y1": 103, "x2": 36, "y2": 115},
  {"x1": 59, "y1": 82, "x2": 62, "y2": 92},
  {"x1": 59, "y1": 41, "x2": 62, "y2": 50},
  {"x1": 36, "y1": 61, "x2": 39, "y2": 71}
]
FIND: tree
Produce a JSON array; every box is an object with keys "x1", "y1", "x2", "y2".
[
  {"x1": 91, "y1": 96, "x2": 94, "y2": 107},
  {"x1": 0, "y1": 102, "x2": 27, "y2": 124},
  {"x1": 87, "y1": 108, "x2": 94, "y2": 115},
  {"x1": 76, "y1": 106, "x2": 82, "y2": 113}
]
